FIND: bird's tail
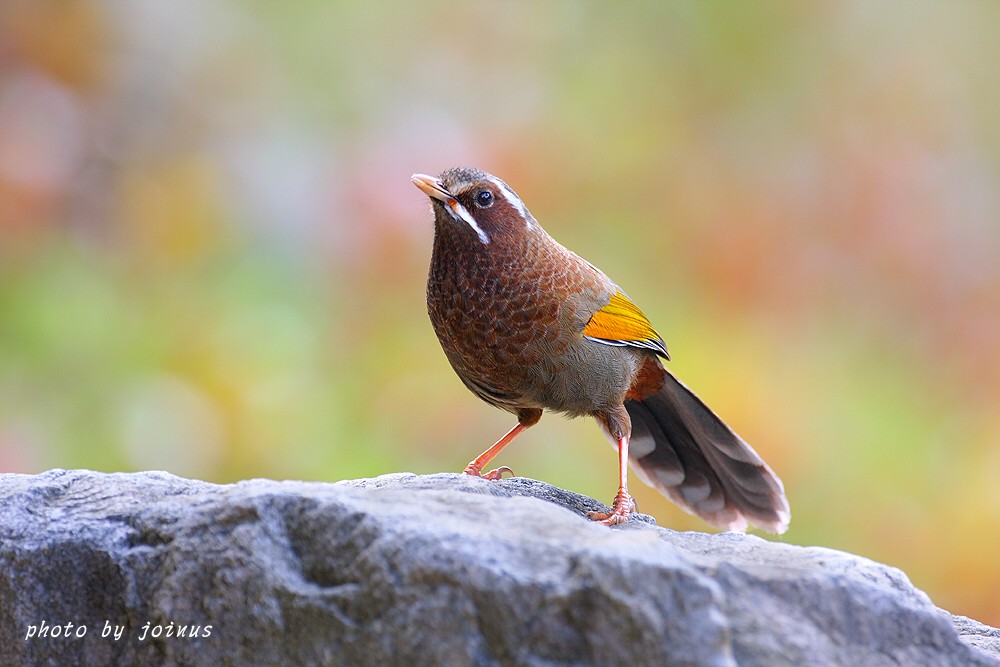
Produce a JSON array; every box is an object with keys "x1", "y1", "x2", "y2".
[{"x1": 624, "y1": 370, "x2": 790, "y2": 533}]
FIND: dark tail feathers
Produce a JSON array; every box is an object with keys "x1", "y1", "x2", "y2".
[{"x1": 625, "y1": 370, "x2": 790, "y2": 533}]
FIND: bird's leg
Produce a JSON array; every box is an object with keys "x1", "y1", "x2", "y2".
[
  {"x1": 588, "y1": 435, "x2": 636, "y2": 525},
  {"x1": 463, "y1": 423, "x2": 524, "y2": 480},
  {"x1": 463, "y1": 409, "x2": 541, "y2": 481}
]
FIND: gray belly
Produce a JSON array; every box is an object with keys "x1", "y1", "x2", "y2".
[{"x1": 514, "y1": 336, "x2": 641, "y2": 417}]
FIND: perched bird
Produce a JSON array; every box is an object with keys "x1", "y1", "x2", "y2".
[{"x1": 411, "y1": 167, "x2": 790, "y2": 532}]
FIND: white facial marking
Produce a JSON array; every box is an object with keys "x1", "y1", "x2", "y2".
[
  {"x1": 488, "y1": 177, "x2": 532, "y2": 229},
  {"x1": 448, "y1": 199, "x2": 490, "y2": 244}
]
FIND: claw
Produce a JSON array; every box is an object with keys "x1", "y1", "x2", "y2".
[
  {"x1": 588, "y1": 491, "x2": 636, "y2": 526},
  {"x1": 463, "y1": 464, "x2": 514, "y2": 480},
  {"x1": 483, "y1": 466, "x2": 514, "y2": 480}
]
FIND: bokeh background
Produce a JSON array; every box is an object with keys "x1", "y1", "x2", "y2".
[{"x1": 2, "y1": 0, "x2": 998, "y2": 623}]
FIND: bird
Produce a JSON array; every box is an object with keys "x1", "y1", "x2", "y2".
[{"x1": 411, "y1": 167, "x2": 790, "y2": 532}]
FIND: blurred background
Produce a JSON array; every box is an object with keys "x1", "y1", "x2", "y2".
[{"x1": 1, "y1": 0, "x2": 998, "y2": 623}]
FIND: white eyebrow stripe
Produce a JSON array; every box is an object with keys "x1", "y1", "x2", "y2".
[
  {"x1": 448, "y1": 200, "x2": 490, "y2": 244},
  {"x1": 489, "y1": 177, "x2": 532, "y2": 229}
]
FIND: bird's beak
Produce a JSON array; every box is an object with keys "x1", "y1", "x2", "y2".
[{"x1": 411, "y1": 173, "x2": 455, "y2": 205}]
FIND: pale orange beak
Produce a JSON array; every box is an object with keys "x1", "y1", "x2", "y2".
[{"x1": 411, "y1": 173, "x2": 455, "y2": 204}]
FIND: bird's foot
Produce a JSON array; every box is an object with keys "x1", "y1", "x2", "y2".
[
  {"x1": 463, "y1": 464, "x2": 514, "y2": 481},
  {"x1": 588, "y1": 490, "x2": 636, "y2": 526}
]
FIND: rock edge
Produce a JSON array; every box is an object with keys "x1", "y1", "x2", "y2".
[{"x1": 0, "y1": 469, "x2": 996, "y2": 667}]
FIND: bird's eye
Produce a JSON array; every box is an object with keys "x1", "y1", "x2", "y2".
[{"x1": 475, "y1": 190, "x2": 494, "y2": 208}]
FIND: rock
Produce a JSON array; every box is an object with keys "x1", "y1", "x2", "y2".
[{"x1": 0, "y1": 469, "x2": 996, "y2": 667}]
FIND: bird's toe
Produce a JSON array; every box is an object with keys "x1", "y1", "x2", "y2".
[{"x1": 463, "y1": 465, "x2": 514, "y2": 480}]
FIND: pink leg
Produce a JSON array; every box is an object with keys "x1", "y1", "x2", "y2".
[
  {"x1": 588, "y1": 435, "x2": 636, "y2": 525},
  {"x1": 463, "y1": 422, "x2": 528, "y2": 481}
]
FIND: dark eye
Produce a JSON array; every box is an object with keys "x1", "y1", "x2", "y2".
[{"x1": 475, "y1": 190, "x2": 494, "y2": 208}]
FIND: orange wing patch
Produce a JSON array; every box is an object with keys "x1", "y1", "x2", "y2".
[{"x1": 582, "y1": 290, "x2": 670, "y2": 359}]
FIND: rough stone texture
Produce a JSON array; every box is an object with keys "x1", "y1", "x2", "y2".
[{"x1": 0, "y1": 469, "x2": 996, "y2": 667}]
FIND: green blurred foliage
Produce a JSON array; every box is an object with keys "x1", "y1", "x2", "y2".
[{"x1": 1, "y1": 0, "x2": 999, "y2": 624}]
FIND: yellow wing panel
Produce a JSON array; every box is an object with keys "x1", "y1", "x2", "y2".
[{"x1": 582, "y1": 290, "x2": 669, "y2": 359}]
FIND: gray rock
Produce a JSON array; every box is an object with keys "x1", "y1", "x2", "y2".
[{"x1": 0, "y1": 469, "x2": 995, "y2": 667}]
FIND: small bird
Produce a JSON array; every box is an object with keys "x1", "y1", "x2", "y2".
[{"x1": 412, "y1": 167, "x2": 790, "y2": 532}]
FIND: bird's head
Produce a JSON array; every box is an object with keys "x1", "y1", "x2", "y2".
[{"x1": 411, "y1": 167, "x2": 536, "y2": 246}]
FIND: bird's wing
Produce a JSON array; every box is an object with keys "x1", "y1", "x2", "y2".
[{"x1": 582, "y1": 290, "x2": 670, "y2": 359}]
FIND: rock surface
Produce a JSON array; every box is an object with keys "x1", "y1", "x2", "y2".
[{"x1": 0, "y1": 469, "x2": 996, "y2": 667}]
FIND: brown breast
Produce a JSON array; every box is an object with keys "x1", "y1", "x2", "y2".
[{"x1": 427, "y1": 222, "x2": 620, "y2": 414}]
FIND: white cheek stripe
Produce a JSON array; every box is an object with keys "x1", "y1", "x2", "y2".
[
  {"x1": 489, "y1": 177, "x2": 532, "y2": 230},
  {"x1": 448, "y1": 200, "x2": 490, "y2": 244}
]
